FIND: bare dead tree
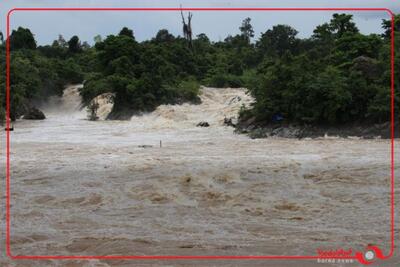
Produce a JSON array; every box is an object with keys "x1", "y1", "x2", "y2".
[
  {"x1": 180, "y1": 7, "x2": 193, "y2": 49},
  {"x1": 187, "y1": 12, "x2": 193, "y2": 48},
  {"x1": 87, "y1": 99, "x2": 99, "y2": 121}
]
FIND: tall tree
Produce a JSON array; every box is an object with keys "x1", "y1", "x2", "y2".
[
  {"x1": 329, "y1": 13, "x2": 359, "y2": 38},
  {"x1": 119, "y1": 27, "x2": 134, "y2": 39},
  {"x1": 57, "y1": 34, "x2": 67, "y2": 48},
  {"x1": 381, "y1": 14, "x2": 400, "y2": 39},
  {"x1": 257, "y1": 24, "x2": 299, "y2": 57},
  {"x1": 154, "y1": 29, "x2": 175, "y2": 43},
  {"x1": 93, "y1": 34, "x2": 103, "y2": 44},
  {"x1": 239, "y1": 17, "x2": 254, "y2": 44},
  {"x1": 68, "y1": 35, "x2": 82, "y2": 53},
  {"x1": 9, "y1": 27, "x2": 37, "y2": 50},
  {"x1": 312, "y1": 23, "x2": 333, "y2": 40}
]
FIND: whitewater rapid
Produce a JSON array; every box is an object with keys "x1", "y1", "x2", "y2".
[{"x1": 0, "y1": 85, "x2": 397, "y2": 267}]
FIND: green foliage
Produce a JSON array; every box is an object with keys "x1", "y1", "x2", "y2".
[
  {"x1": 0, "y1": 106, "x2": 4, "y2": 123},
  {"x1": 82, "y1": 29, "x2": 204, "y2": 116},
  {"x1": 329, "y1": 13, "x2": 359, "y2": 38},
  {"x1": 57, "y1": 58, "x2": 84, "y2": 84},
  {"x1": 154, "y1": 29, "x2": 175, "y2": 43},
  {"x1": 68, "y1": 35, "x2": 82, "y2": 53},
  {"x1": 1, "y1": 13, "x2": 398, "y2": 125},
  {"x1": 119, "y1": 27, "x2": 135, "y2": 39},
  {"x1": 9, "y1": 27, "x2": 36, "y2": 50},
  {"x1": 245, "y1": 13, "x2": 399, "y2": 125},
  {"x1": 95, "y1": 34, "x2": 139, "y2": 75},
  {"x1": 173, "y1": 79, "x2": 200, "y2": 102},
  {"x1": 80, "y1": 74, "x2": 110, "y2": 105},
  {"x1": 0, "y1": 30, "x2": 85, "y2": 120},
  {"x1": 204, "y1": 73, "x2": 243, "y2": 88},
  {"x1": 257, "y1": 24, "x2": 299, "y2": 57},
  {"x1": 239, "y1": 17, "x2": 254, "y2": 44}
]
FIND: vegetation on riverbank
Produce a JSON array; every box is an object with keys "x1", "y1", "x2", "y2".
[
  {"x1": 239, "y1": 14, "x2": 400, "y2": 127},
  {"x1": 0, "y1": 29, "x2": 84, "y2": 121},
  {"x1": 0, "y1": 13, "x2": 398, "y2": 125}
]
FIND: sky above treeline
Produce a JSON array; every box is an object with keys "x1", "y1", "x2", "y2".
[{"x1": 0, "y1": 0, "x2": 398, "y2": 45}]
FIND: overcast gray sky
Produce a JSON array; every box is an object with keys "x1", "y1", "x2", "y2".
[{"x1": 0, "y1": 0, "x2": 398, "y2": 45}]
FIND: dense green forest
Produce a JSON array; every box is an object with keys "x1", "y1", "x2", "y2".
[{"x1": 0, "y1": 13, "x2": 399, "y2": 124}]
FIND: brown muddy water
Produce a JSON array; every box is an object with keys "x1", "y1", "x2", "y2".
[{"x1": 0, "y1": 85, "x2": 398, "y2": 267}]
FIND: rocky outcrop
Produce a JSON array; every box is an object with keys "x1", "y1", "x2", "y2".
[
  {"x1": 90, "y1": 93, "x2": 114, "y2": 120},
  {"x1": 196, "y1": 121, "x2": 210, "y2": 127},
  {"x1": 23, "y1": 107, "x2": 46, "y2": 120},
  {"x1": 223, "y1": 117, "x2": 236, "y2": 127},
  {"x1": 236, "y1": 117, "x2": 399, "y2": 139}
]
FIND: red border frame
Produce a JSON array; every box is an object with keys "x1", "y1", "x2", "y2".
[{"x1": 4, "y1": 7, "x2": 396, "y2": 264}]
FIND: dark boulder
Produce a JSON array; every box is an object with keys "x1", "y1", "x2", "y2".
[
  {"x1": 223, "y1": 117, "x2": 236, "y2": 127},
  {"x1": 196, "y1": 121, "x2": 210, "y2": 127},
  {"x1": 23, "y1": 107, "x2": 46, "y2": 120}
]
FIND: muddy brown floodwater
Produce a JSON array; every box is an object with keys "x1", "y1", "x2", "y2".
[{"x1": 0, "y1": 85, "x2": 398, "y2": 267}]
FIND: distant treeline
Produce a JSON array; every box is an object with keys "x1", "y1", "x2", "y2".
[{"x1": 0, "y1": 13, "x2": 399, "y2": 123}]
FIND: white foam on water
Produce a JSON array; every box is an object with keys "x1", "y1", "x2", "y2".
[{"x1": 0, "y1": 84, "x2": 395, "y2": 264}]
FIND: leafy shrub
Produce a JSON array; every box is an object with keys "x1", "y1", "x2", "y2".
[
  {"x1": 204, "y1": 73, "x2": 244, "y2": 88},
  {"x1": 166, "y1": 78, "x2": 201, "y2": 103}
]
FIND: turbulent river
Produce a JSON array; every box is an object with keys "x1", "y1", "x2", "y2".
[{"x1": 0, "y1": 85, "x2": 398, "y2": 267}]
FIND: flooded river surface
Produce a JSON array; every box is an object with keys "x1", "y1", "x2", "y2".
[{"x1": 0, "y1": 86, "x2": 398, "y2": 266}]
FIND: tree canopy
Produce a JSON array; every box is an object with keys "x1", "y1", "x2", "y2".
[
  {"x1": 0, "y1": 13, "x2": 398, "y2": 125},
  {"x1": 9, "y1": 27, "x2": 37, "y2": 50}
]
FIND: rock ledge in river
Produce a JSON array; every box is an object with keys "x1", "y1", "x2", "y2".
[
  {"x1": 23, "y1": 107, "x2": 46, "y2": 120},
  {"x1": 235, "y1": 118, "x2": 399, "y2": 139},
  {"x1": 197, "y1": 121, "x2": 210, "y2": 127}
]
